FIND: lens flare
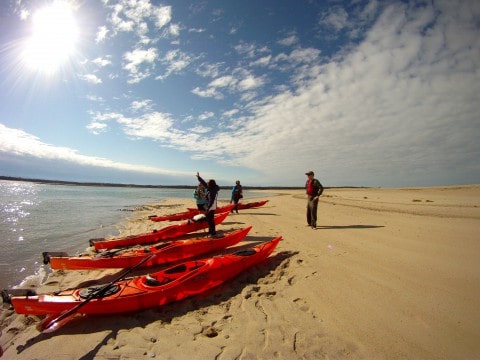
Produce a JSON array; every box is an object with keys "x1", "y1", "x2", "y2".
[{"x1": 22, "y1": 1, "x2": 79, "y2": 74}]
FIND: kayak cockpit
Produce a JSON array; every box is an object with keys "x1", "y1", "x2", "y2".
[{"x1": 143, "y1": 260, "x2": 207, "y2": 287}]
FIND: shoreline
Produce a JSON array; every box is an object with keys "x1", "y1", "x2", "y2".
[
  {"x1": 1, "y1": 185, "x2": 480, "y2": 359},
  {"x1": 1, "y1": 175, "x2": 308, "y2": 190}
]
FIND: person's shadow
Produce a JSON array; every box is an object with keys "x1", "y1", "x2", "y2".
[{"x1": 315, "y1": 224, "x2": 384, "y2": 229}]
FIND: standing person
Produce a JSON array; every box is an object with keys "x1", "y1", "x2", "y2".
[
  {"x1": 193, "y1": 182, "x2": 206, "y2": 210},
  {"x1": 196, "y1": 172, "x2": 220, "y2": 237},
  {"x1": 230, "y1": 180, "x2": 243, "y2": 213},
  {"x1": 305, "y1": 170, "x2": 324, "y2": 229}
]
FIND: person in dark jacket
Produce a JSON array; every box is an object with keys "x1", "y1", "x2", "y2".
[
  {"x1": 196, "y1": 172, "x2": 220, "y2": 236},
  {"x1": 305, "y1": 170, "x2": 324, "y2": 228},
  {"x1": 230, "y1": 180, "x2": 243, "y2": 213}
]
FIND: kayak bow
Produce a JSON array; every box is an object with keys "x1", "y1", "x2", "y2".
[{"x1": 149, "y1": 204, "x2": 235, "y2": 222}]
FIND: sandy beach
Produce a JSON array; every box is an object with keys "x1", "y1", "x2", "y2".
[{"x1": 1, "y1": 186, "x2": 480, "y2": 359}]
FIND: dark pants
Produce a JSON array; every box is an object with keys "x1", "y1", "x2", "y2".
[
  {"x1": 231, "y1": 196, "x2": 240, "y2": 212},
  {"x1": 206, "y1": 210, "x2": 216, "y2": 235},
  {"x1": 306, "y1": 196, "x2": 318, "y2": 227},
  {"x1": 197, "y1": 204, "x2": 205, "y2": 211}
]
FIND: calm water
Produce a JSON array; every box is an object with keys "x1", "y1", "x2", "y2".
[
  {"x1": 0, "y1": 180, "x2": 268, "y2": 290},
  {"x1": 0, "y1": 181, "x2": 188, "y2": 290}
]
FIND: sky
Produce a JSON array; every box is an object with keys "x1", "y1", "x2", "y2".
[{"x1": 0, "y1": 0, "x2": 479, "y2": 188}]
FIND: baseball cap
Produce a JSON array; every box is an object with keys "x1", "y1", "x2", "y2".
[{"x1": 305, "y1": 171, "x2": 314, "y2": 175}]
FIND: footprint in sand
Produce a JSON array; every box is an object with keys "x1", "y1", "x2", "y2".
[
  {"x1": 244, "y1": 286, "x2": 260, "y2": 299},
  {"x1": 202, "y1": 326, "x2": 219, "y2": 338},
  {"x1": 43, "y1": 280, "x2": 60, "y2": 286},
  {"x1": 293, "y1": 298, "x2": 311, "y2": 313},
  {"x1": 6, "y1": 327, "x2": 20, "y2": 335}
]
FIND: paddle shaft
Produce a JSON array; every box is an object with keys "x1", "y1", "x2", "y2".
[{"x1": 38, "y1": 253, "x2": 155, "y2": 333}]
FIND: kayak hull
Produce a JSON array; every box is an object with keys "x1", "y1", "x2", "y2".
[
  {"x1": 92, "y1": 211, "x2": 230, "y2": 251},
  {"x1": 9, "y1": 237, "x2": 281, "y2": 315},
  {"x1": 236, "y1": 200, "x2": 269, "y2": 210},
  {"x1": 149, "y1": 204, "x2": 235, "y2": 222},
  {"x1": 188, "y1": 200, "x2": 269, "y2": 212},
  {"x1": 47, "y1": 227, "x2": 252, "y2": 270}
]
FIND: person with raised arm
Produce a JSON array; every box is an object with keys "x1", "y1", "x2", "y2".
[{"x1": 196, "y1": 172, "x2": 220, "y2": 237}]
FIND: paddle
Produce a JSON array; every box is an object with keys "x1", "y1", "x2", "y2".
[{"x1": 37, "y1": 252, "x2": 156, "y2": 333}]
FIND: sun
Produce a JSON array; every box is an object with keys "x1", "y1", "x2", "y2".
[{"x1": 22, "y1": 1, "x2": 79, "y2": 74}]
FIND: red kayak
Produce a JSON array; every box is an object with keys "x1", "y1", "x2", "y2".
[
  {"x1": 44, "y1": 227, "x2": 252, "y2": 270},
  {"x1": 237, "y1": 200, "x2": 269, "y2": 209},
  {"x1": 188, "y1": 200, "x2": 269, "y2": 212},
  {"x1": 5, "y1": 236, "x2": 281, "y2": 316},
  {"x1": 149, "y1": 204, "x2": 235, "y2": 222},
  {"x1": 91, "y1": 211, "x2": 229, "y2": 251}
]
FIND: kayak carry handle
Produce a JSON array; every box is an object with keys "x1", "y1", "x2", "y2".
[
  {"x1": 42, "y1": 251, "x2": 69, "y2": 264},
  {"x1": 89, "y1": 238, "x2": 105, "y2": 247},
  {"x1": 1, "y1": 289, "x2": 38, "y2": 304}
]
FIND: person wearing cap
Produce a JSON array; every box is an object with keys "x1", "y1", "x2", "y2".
[{"x1": 305, "y1": 171, "x2": 324, "y2": 228}]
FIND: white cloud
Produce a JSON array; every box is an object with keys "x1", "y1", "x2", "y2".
[
  {"x1": 156, "y1": 49, "x2": 194, "y2": 80},
  {"x1": 153, "y1": 5, "x2": 172, "y2": 28},
  {"x1": 168, "y1": 23, "x2": 181, "y2": 37},
  {"x1": 190, "y1": 125, "x2": 211, "y2": 134},
  {"x1": 192, "y1": 70, "x2": 265, "y2": 100},
  {"x1": 86, "y1": 121, "x2": 108, "y2": 135},
  {"x1": 321, "y1": 6, "x2": 349, "y2": 31},
  {"x1": 118, "y1": 112, "x2": 174, "y2": 140},
  {"x1": 209, "y1": 75, "x2": 237, "y2": 88},
  {"x1": 278, "y1": 34, "x2": 298, "y2": 46},
  {"x1": 195, "y1": 62, "x2": 223, "y2": 78},
  {"x1": 130, "y1": 99, "x2": 153, "y2": 112},
  {"x1": 249, "y1": 55, "x2": 271, "y2": 67},
  {"x1": 104, "y1": 1, "x2": 172, "y2": 44},
  {"x1": 222, "y1": 109, "x2": 239, "y2": 118},
  {"x1": 86, "y1": 94, "x2": 104, "y2": 102},
  {"x1": 198, "y1": 112, "x2": 214, "y2": 121},
  {"x1": 187, "y1": 1, "x2": 480, "y2": 186},
  {"x1": 191, "y1": 86, "x2": 223, "y2": 99},
  {"x1": 283, "y1": 48, "x2": 321, "y2": 64},
  {"x1": 123, "y1": 47, "x2": 158, "y2": 83},
  {"x1": 0, "y1": 123, "x2": 181, "y2": 176},
  {"x1": 95, "y1": 26, "x2": 109, "y2": 43},
  {"x1": 238, "y1": 75, "x2": 264, "y2": 91},
  {"x1": 92, "y1": 56, "x2": 112, "y2": 67},
  {"x1": 189, "y1": 28, "x2": 205, "y2": 33},
  {"x1": 79, "y1": 73, "x2": 102, "y2": 84},
  {"x1": 234, "y1": 41, "x2": 269, "y2": 58}
]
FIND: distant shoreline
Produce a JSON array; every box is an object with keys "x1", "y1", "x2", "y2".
[{"x1": 0, "y1": 175, "x2": 321, "y2": 191}]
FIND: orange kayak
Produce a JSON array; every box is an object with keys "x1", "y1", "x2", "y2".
[
  {"x1": 149, "y1": 204, "x2": 235, "y2": 222},
  {"x1": 5, "y1": 236, "x2": 281, "y2": 316},
  {"x1": 91, "y1": 211, "x2": 229, "y2": 251},
  {"x1": 44, "y1": 227, "x2": 252, "y2": 270}
]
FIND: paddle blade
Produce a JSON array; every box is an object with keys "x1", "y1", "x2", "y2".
[{"x1": 37, "y1": 311, "x2": 83, "y2": 333}]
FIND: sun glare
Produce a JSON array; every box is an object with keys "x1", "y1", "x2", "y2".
[{"x1": 22, "y1": 1, "x2": 79, "y2": 74}]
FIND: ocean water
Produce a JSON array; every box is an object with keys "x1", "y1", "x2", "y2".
[
  {"x1": 0, "y1": 180, "x2": 181, "y2": 290},
  {"x1": 0, "y1": 180, "x2": 268, "y2": 291}
]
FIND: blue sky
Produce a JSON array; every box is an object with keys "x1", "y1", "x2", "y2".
[{"x1": 0, "y1": 0, "x2": 479, "y2": 187}]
